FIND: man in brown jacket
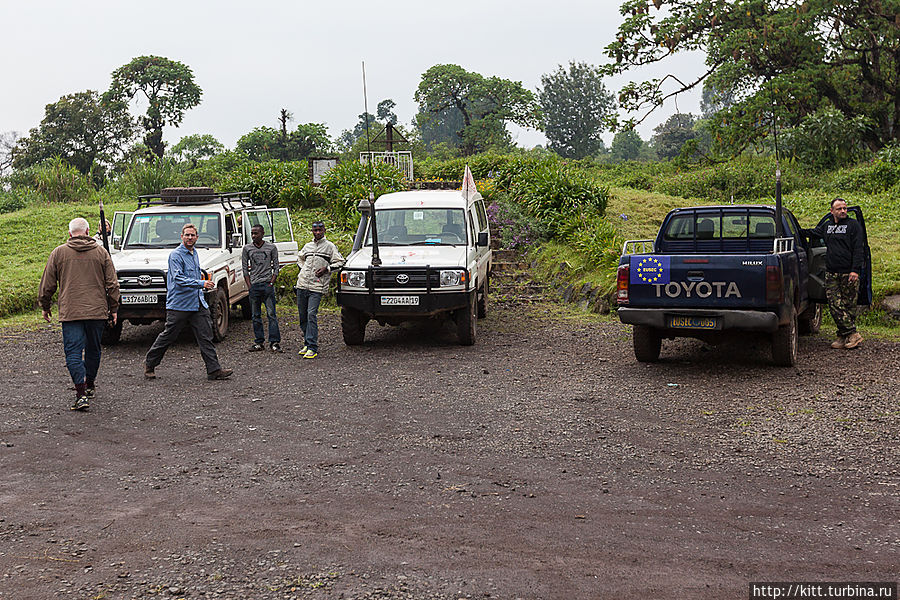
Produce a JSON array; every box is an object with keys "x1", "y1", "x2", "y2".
[{"x1": 39, "y1": 217, "x2": 120, "y2": 411}]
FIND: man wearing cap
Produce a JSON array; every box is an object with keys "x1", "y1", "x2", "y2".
[{"x1": 295, "y1": 221, "x2": 344, "y2": 359}]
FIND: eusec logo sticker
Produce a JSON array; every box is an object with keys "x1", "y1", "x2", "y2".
[{"x1": 630, "y1": 255, "x2": 670, "y2": 285}]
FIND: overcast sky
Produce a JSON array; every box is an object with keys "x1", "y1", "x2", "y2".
[{"x1": 1, "y1": 0, "x2": 705, "y2": 151}]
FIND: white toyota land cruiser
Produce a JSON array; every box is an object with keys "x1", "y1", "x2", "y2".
[
  {"x1": 336, "y1": 187, "x2": 492, "y2": 345},
  {"x1": 104, "y1": 187, "x2": 297, "y2": 344}
]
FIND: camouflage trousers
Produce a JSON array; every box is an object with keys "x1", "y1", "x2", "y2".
[{"x1": 825, "y1": 272, "x2": 859, "y2": 337}]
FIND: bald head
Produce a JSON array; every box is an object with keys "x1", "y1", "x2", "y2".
[{"x1": 69, "y1": 217, "x2": 89, "y2": 236}]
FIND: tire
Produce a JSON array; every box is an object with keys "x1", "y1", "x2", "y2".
[
  {"x1": 633, "y1": 325, "x2": 661, "y2": 362},
  {"x1": 477, "y1": 276, "x2": 489, "y2": 319},
  {"x1": 455, "y1": 291, "x2": 477, "y2": 346},
  {"x1": 209, "y1": 287, "x2": 229, "y2": 342},
  {"x1": 798, "y1": 303, "x2": 822, "y2": 335},
  {"x1": 771, "y1": 307, "x2": 799, "y2": 367},
  {"x1": 101, "y1": 321, "x2": 123, "y2": 346},
  {"x1": 341, "y1": 307, "x2": 367, "y2": 345}
]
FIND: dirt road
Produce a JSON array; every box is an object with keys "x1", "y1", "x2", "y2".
[{"x1": 1, "y1": 303, "x2": 897, "y2": 599}]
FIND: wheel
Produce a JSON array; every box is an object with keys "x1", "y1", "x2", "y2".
[
  {"x1": 239, "y1": 298, "x2": 252, "y2": 320},
  {"x1": 477, "y1": 276, "x2": 489, "y2": 319},
  {"x1": 455, "y1": 291, "x2": 477, "y2": 346},
  {"x1": 101, "y1": 320, "x2": 123, "y2": 346},
  {"x1": 771, "y1": 307, "x2": 799, "y2": 367},
  {"x1": 798, "y1": 303, "x2": 822, "y2": 335},
  {"x1": 633, "y1": 325, "x2": 661, "y2": 362},
  {"x1": 341, "y1": 307, "x2": 367, "y2": 345},
  {"x1": 209, "y1": 287, "x2": 229, "y2": 342}
]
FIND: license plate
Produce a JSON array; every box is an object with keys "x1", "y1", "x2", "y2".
[
  {"x1": 121, "y1": 294, "x2": 158, "y2": 305},
  {"x1": 668, "y1": 315, "x2": 719, "y2": 330},
  {"x1": 381, "y1": 296, "x2": 419, "y2": 306}
]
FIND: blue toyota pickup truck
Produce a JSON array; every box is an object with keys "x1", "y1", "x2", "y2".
[{"x1": 615, "y1": 204, "x2": 872, "y2": 366}]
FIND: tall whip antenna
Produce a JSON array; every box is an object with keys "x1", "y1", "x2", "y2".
[
  {"x1": 772, "y1": 96, "x2": 783, "y2": 237},
  {"x1": 362, "y1": 61, "x2": 381, "y2": 266}
]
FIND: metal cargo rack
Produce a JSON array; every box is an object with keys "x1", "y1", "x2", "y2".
[{"x1": 137, "y1": 190, "x2": 258, "y2": 211}]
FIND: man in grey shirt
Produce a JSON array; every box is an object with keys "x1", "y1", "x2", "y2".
[{"x1": 242, "y1": 224, "x2": 282, "y2": 352}]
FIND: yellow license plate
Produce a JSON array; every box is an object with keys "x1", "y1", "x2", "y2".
[{"x1": 668, "y1": 316, "x2": 718, "y2": 330}]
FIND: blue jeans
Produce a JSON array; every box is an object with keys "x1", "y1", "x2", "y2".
[
  {"x1": 61, "y1": 320, "x2": 106, "y2": 386},
  {"x1": 296, "y1": 288, "x2": 323, "y2": 352},
  {"x1": 249, "y1": 282, "x2": 280, "y2": 344}
]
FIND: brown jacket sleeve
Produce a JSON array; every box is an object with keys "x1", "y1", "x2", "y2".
[
  {"x1": 102, "y1": 250, "x2": 120, "y2": 313},
  {"x1": 38, "y1": 248, "x2": 60, "y2": 312}
]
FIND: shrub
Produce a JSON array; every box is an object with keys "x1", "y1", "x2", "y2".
[
  {"x1": 829, "y1": 159, "x2": 900, "y2": 194},
  {"x1": 114, "y1": 157, "x2": 184, "y2": 198},
  {"x1": 486, "y1": 193, "x2": 550, "y2": 252},
  {"x1": 13, "y1": 156, "x2": 96, "y2": 203},
  {"x1": 219, "y1": 160, "x2": 309, "y2": 206},
  {"x1": 320, "y1": 161, "x2": 407, "y2": 228},
  {"x1": 0, "y1": 190, "x2": 28, "y2": 214}
]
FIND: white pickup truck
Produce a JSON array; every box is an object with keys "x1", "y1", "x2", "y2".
[
  {"x1": 104, "y1": 187, "x2": 297, "y2": 344},
  {"x1": 336, "y1": 188, "x2": 492, "y2": 345}
]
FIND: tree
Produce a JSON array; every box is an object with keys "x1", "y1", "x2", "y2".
[
  {"x1": 170, "y1": 134, "x2": 224, "y2": 166},
  {"x1": 601, "y1": 0, "x2": 900, "y2": 153},
  {"x1": 652, "y1": 113, "x2": 699, "y2": 159},
  {"x1": 11, "y1": 90, "x2": 134, "y2": 180},
  {"x1": 236, "y1": 122, "x2": 331, "y2": 162},
  {"x1": 414, "y1": 64, "x2": 541, "y2": 155},
  {"x1": 338, "y1": 99, "x2": 399, "y2": 150},
  {"x1": 106, "y1": 56, "x2": 202, "y2": 159},
  {"x1": 610, "y1": 128, "x2": 645, "y2": 161},
  {"x1": 0, "y1": 131, "x2": 19, "y2": 177},
  {"x1": 538, "y1": 61, "x2": 616, "y2": 159},
  {"x1": 376, "y1": 99, "x2": 398, "y2": 125}
]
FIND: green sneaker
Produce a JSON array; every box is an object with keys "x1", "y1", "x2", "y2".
[
  {"x1": 298, "y1": 345, "x2": 308, "y2": 356},
  {"x1": 302, "y1": 349, "x2": 317, "y2": 359},
  {"x1": 70, "y1": 396, "x2": 89, "y2": 411}
]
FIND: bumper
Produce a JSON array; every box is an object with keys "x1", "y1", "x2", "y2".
[
  {"x1": 617, "y1": 307, "x2": 779, "y2": 333},
  {"x1": 337, "y1": 290, "x2": 469, "y2": 317}
]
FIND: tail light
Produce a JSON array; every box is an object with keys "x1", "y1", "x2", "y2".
[
  {"x1": 766, "y1": 265, "x2": 783, "y2": 304},
  {"x1": 617, "y1": 264, "x2": 630, "y2": 304}
]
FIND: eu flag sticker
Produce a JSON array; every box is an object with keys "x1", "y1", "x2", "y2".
[{"x1": 630, "y1": 255, "x2": 670, "y2": 285}]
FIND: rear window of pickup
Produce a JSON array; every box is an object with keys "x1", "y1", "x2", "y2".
[{"x1": 664, "y1": 211, "x2": 777, "y2": 241}]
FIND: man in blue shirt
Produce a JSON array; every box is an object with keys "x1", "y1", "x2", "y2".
[{"x1": 144, "y1": 223, "x2": 232, "y2": 380}]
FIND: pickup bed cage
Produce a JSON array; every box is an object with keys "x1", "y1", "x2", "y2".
[{"x1": 137, "y1": 189, "x2": 258, "y2": 211}]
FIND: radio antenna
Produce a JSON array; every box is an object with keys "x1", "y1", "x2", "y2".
[
  {"x1": 362, "y1": 61, "x2": 381, "y2": 266},
  {"x1": 772, "y1": 95, "x2": 783, "y2": 237}
]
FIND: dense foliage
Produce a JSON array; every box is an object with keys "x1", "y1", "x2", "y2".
[
  {"x1": 105, "y1": 56, "x2": 202, "y2": 159},
  {"x1": 538, "y1": 62, "x2": 615, "y2": 159},
  {"x1": 602, "y1": 0, "x2": 900, "y2": 156}
]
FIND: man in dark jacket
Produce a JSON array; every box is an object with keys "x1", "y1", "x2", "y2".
[
  {"x1": 807, "y1": 198, "x2": 865, "y2": 349},
  {"x1": 39, "y1": 217, "x2": 120, "y2": 410}
]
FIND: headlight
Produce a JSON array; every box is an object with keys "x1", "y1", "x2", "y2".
[
  {"x1": 341, "y1": 270, "x2": 366, "y2": 287},
  {"x1": 440, "y1": 269, "x2": 466, "y2": 287}
]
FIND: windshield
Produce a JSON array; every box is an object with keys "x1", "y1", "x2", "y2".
[
  {"x1": 365, "y1": 208, "x2": 467, "y2": 246},
  {"x1": 125, "y1": 213, "x2": 221, "y2": 249}
]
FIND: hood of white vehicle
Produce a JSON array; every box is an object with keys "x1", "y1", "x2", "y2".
[
  {"x1": 112, "y1": 248, "x2": 221, "y2": 272},
  {"x1": 345, "y1": 246, "x2": 468, "y2": 269}
]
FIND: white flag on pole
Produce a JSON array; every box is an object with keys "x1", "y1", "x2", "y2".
[{"x1": 462, "y1": 164, "x2": 477, "y2": 198}]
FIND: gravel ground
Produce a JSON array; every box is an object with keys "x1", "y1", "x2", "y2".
[{"x1": 0, "y1": 301, "x2": 898, "y2": 599}]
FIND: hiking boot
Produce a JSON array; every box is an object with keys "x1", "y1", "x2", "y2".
[
  {"x1": 144, "y1": 363, "x2": 156, "y2": 379},
  {"x1": 70, "y1": 395, "x2": 89, "y2": 411},
  {"x1": 302, "y1": 349, "x2": 317, "y2": 359},
  {"x1": 298, "y1": 345, "x2": 308, "y2": 356},
  {"x1": 844, "y1": 332, "x2": 863, "y2": 349},
  {"x1": 249, "y1": 343, "x2": 265, "y2": 352},
  {"x1": 830, "y1": 337, "x2": 846, "y2": 349},
  {"x1": 207, "y1": 368, "x2": 233, "y2": 380},
  {"x1": 270, "y1": 342, "x2": 283, "y2": 353}
]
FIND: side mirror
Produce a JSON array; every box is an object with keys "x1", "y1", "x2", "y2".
[
  {"x1": 112, "y1": 236, "x2": 122, "y2": 250},
  {"x1": 231, "y1": 233, "x2": 243, "y2": 248},
  {"x1": 477, "y1": 232, "x2": 489, "y2": 248}
]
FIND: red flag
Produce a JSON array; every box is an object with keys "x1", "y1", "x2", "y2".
[{"x1": 462, "y1": 164, "x2": 477, "y2": 198}]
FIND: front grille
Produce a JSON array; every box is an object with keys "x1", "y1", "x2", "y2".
[
  {"x1": 118, "y1": 270, "x2": 166, "y2": 290},
  {"x1": 372, "y1": 269, "x2": 439, "y2": 289}
]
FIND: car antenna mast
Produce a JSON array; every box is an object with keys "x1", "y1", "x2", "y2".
[{"x1": 362, "y1": 61, "x2": 381, "y2": 267}]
